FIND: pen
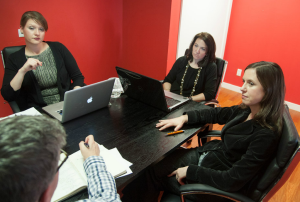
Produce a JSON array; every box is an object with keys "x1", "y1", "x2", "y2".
[
  {"x1": 84, "y1": 143, "x2": 89, "y2": 148},
  {"x1": 167, "y1": 130, "x2": 185, "y2": 135}
]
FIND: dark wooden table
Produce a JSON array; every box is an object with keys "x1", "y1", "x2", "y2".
[{"x1": 62, "y1": 95, "x2": 209, "y2": 201}]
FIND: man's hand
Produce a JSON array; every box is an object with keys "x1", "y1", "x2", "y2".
[{"x1": 79, "y1": 135, "x2": 100, "y2": 161}]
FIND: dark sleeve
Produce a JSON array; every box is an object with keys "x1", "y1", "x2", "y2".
[
  {"x1": 163, "y1": 56, "x2": 186, "y2": 84},
  {"x1": 1, "y1": 54, "x2": 22, "y2": 101},
  {"x1": 186, "y1": 105, "x2": 241, "y2": 125},
  {"x1": 56, "y1": 42, "x2": 85, "y2": 87},
  {"x1": 202, "y1": 62, "x2": 217, "y2": 101},
  {"x1": 186, "y1": 129, "x2": 278, "y2": 192}
]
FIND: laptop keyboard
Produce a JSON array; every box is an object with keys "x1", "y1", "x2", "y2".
[
  {"x1": 165, "y1": 96, "x2": 181, "y2": 107},
  {"x1": 57, "y1": 109, "x2": 63, "y2": 115}
]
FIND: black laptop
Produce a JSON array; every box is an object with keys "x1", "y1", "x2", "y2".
[{"x1": 116, "y1": 67, "x2": 189, "y2": 112}]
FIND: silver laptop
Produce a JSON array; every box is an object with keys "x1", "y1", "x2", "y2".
[
  {"x1": 116, "y1": 67, "x2": 189, "y2": 112},
  {"x1": 42, "y1": 78, "x2": 115, "y2": 123}
]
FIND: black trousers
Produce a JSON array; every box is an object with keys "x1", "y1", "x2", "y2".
[{"x1": 121, "y1": 148, "x2": 230, "y2": 202}]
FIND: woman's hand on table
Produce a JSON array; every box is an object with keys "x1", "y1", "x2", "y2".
[{"x1": 156, "y1": 115, "x2": 188, "y2": 131}]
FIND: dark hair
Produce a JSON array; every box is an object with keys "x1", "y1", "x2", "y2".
[
  {"x1": 0, "y1": 116, "x2": 66, "y2": 202},
  {"x1": 240, "y1": 61, "x2": 286, "y2": 133},
  {"x1": 20, "y1": 11, "x2": 48, "y2": 31},
  {"x1": 186, "y1": 32, "x2": 216, "y2": 67}
]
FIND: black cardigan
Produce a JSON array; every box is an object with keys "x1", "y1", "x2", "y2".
[
  {"x1": 1, "y1": 42, "x2": 84, "y2": 110},
  {"x1": 186, "y1": 106, "x2": 279, "y2": 194},
  {"x1": 163, "y1": 56, "x2": 217, "y2": 100}
]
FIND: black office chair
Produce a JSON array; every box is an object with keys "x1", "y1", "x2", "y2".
[
  {"x1": 161, "y1": 105, "x2": 300, "y2": 202},
  {"x1": 205, "y1": 57, "x2": 227, "y2": 107},
  {"x1": 1, "y1": 45, "x2": 25, "y2": 113}
]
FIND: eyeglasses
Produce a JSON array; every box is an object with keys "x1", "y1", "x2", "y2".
[{"x1": 57, "y1": 149, "x2": 69, "y2": 172}]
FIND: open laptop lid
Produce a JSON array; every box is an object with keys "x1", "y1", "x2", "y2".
[
  {"x1": 116, "y1": 66, "x2": 169, "y2": 111},
  {"x1": 116, "y1": 66, "x2": 176, "y2": 112},
  {"x1": 43, "y1": 78, "x2": 115, "y2": 123}
]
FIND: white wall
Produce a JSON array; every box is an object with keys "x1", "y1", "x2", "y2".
[{"x1": 177, "y1": 0, "x2": 233, "y2": 59}]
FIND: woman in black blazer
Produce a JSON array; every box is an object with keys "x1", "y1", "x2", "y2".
[{"x1": 122, "y1": 61, "x2": 286, "y2": 202}]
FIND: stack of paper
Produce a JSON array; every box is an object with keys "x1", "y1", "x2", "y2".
[
  {"x1": 99, "y1": 145, "x2": 133, "y2": 178},
  {"x1": 0, "y1": 107, "x2": 42, "y2": 121},
  {"x1": 51, "y1": 145, "x2": 132, "y2": 202}
]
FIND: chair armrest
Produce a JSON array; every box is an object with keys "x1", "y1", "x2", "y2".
[
  {"x1": 204, "y1": 99, "x2": 219, "y2": 104},
  {"x1": 180, "y1": 184, "x2": 255, "y2": 202},
  {"x1": 198, "y1": 130, "x2": 221, "y2": 138},
  {"x1": 197, "y1": 130, "x2": 221, "y2": 146},
  {"x1": 8, "y1": 101, "x2": 21, "y2": 113},
  {"x1": 199, "y1": 99, "x2": 220, "y2": 107}
]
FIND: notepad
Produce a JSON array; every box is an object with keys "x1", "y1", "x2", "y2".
[
  {"x1": 0, "y1": 107, "x2": 42, "y2": 121},
  {"x1": 51, "y1": 145, "x2": 128, "y2": 202}
]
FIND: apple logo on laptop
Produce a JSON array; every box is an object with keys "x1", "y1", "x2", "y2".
[{"x1": 87, "y1": 96, "x2": 93, "y2": 103}]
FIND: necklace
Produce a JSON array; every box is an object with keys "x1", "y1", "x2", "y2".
[{"x1": 180, "y1": 63, "x2": 202, "y2": 96}]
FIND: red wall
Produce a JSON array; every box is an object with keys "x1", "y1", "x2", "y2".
[
  {"x1": 224, "y1": 0, "x2": 300, "y2": 105},
  {"x1": 0, "y1": 0, "x2": 123, "y2": 87},
  {"x1": 0, "y1": 0, "x2": 177, "y2": 115},
  {"x1": 122, "y1": 0, "x2": 172, "y2": 80},
  {"x1": 2, "y1": 1, "x2": 299, "y2": 106}
]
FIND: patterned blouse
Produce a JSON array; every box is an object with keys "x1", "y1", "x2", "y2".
[{"x1": 26, "y1": 47, "x2": 60, "y2": 105}]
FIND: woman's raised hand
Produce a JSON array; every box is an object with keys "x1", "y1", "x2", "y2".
[
  {"x1": 10, "y1": 58, "x2": 43, "y2": 91},
  {"x1": 156, "y1": 115, "x2": 188, "y2": 131},
  {"x1": 21, "y1": 58, "x2": 43, "y2": 73}
]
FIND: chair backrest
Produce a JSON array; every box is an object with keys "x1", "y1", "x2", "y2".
[
  {"x1": 1, "y1": 45, "x2": 26, "y2": 112},
  {"x1": 249, "y1": 105, "x2": 300, "y2": 201},
  {"x1": 214, "y1": 58, "x2": 227, "y2": 100},
  {"x1": 184, "y1": 49, "x2": 227, "y2": 100},
  {"x1": 1, "y1": 45, "x2": 25, "y2": 68}
]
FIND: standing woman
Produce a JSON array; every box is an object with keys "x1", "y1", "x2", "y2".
[
  {"x1": 122, "y1": 61, "x2": 285, "y2": 202},
  {"x1": 1, "y1": 11, "x2": 84, "y2": 110},
  {"x1": 163, "y1": 32, "x2": 217, "y2": 102}
]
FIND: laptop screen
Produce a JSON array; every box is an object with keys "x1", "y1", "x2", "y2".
[{"x1": 116, "y1": 67, "x2": 169, "y2": 112}]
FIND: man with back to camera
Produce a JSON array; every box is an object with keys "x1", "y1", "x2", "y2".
[{"x1": 0, "y1": 115, "x2": 121, "y2": 202}]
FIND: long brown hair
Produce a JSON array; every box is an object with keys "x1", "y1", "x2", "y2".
[
  {"x1": 240, "y1": 61, "x2": 286, "y2": 133},
  {"x1": 186, "y1": 32, "x2": 216, "y2": 67}
]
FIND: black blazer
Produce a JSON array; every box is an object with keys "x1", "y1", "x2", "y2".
[
  {"x1": 185, "y1": 106, "x2": 280, "y2": 194},
  {"x1": 1, "y1": 42, "x2": 84, "y2": 110}
]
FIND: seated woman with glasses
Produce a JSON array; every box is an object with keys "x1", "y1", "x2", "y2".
[
  {"x1": 1, "y1": 11, "x2": 85, "y2": 111},
  {"x1": 163, "y1": 32, "x2": 217, "y2": 102},
  {"x1": 122, "y1": 61, "x2": 286, "y2": 202}
]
